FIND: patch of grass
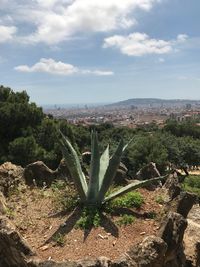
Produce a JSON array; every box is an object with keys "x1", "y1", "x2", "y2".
[
  {"x1": 155, "y1": 195, "x2": 165, "y2": 204},
  {"x1": 182, "y1": 175, "x2": 200, "y2": 197},
  {"x1": 146, "y1": 211, "x2": 157, "y2": 219},
  {"x1": 7, "y1": 185, "x2": 21, "y2": 198},
  {"x1": 5, "y1": 207, "x2": 15, "y2": 219},
  {"x1": 76, "y1": 208, "x2": 101, "y2": 230},
  {"x1": 117, "y1": 214, "x2": 135, "y2": 226},
  {"x1": 51, "y1": 183, "x2": 78, "y2": 212},
  {"x1": 107, "y1": 191, "x2": 144, "y2": 211},
  {"x1": 51, "y1": 180, "x2": 66, "y2": 191},
  {"x1": 52, "y1": 233, "x2": 65, "y2": 246}
]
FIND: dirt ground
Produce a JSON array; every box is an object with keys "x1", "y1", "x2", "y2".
[{"x1": 7, "y1": 186, "x2": 164, "y2": 261}]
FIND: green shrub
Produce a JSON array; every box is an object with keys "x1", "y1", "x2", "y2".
[
  {"x1": 52, "y1": 233, "x2": 65, "y2": 246},
  {"x1": 155, "y1": 195, "x2": 165, "y2": 204},
  {"x1": 117, "y1": 214, "x2": 135, "y2": 226},
  {"x1": 51, "y1": 183, "x2": 78, "y2": 211},
  {"x1": 182, "y1": 175, "x2": 200, "y2": 197},
  {"x1": 76, "y1": 208, "x2": 101, "y2": 229},
  {"x1": 108, "y1": 191, "x2": 144, "y2": 209}
]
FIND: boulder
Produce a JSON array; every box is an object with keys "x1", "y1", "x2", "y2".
[
  {"x1": 158, "y1": 212, "x2": 187, "y2": 267},
  {"x1": 184, "y1": 205, "x2": 200, "y2": 266},
  {"x1": 54, "y1": 159, "x2": 72, "y2": 181},
  {"x1": 0, "y1": 216, "x2": 34, "y2": 267},
  {"x1": 24, "y1": 160, "x2": 72, "y2": 187},
  {"x1": 0, "y1": 192, "x2": 7, "y2": 215},
  {"x1": 164, "y1": 191, "x2": 197, "y2": 219},
  {"x1": 114, "y1": 162, "x2": 128, "y2": 185},
  {"x1": 135, "y1": 162, "x2": 160, "y2": 181},
  {"x1": 0, "y1": 162, "x2": 24, "y2": 196},
  {"x1": 195, "y1": 242, "x2": 200, "y2": 267},
  {"x1": 24, "y1": 161, "x2": 56, "y2": 187},
  {"x1": 163, "y1": 172, "x2": 182, "y2": 200},
  {"x1": 126, "y1": 235, "x2": 167, "y2": 267}
]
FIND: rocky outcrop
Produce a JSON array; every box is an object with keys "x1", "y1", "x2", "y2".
[
  {"x1": 54, "y1": 159, "x2": 72, "y2": 181},
  {"x1": 24, "y1": 160, "x2": 72, "y2": 187},
  {"x1": 0, "y1": 192, "x2": 7, "y2": 215},
  {"x1": 163, "y1": 172, "x2": 182, "y2": 200},
  {"x1": 135, "y1": 162, "x2": 160, "y2": 181},
  {"x1": 114, "y1": 162, "x2": 129, "y2": 185},
  {"x1": 24, "y1": 161, "x2": 56, "y2": 187},
  {"x1": 164, "y1": 191, "x2": 197, "y2": 219},
  {"x1": 0, "y1": 162, "x2": 24, "y2": 196},
  {"x1": 184, "y1": 205, "x2": 200, "y2": 267},
  {"x1": 158, "y1": 212, "x2": 187, "y2": 267},
  {"x1": 126, "y1": 236, "x2": 167, "y2": 267},
  {"x1": 0, "y1": 216, "x2": 35, "y2": 267},
  {"x1": 196, "y1": 242, "x2": 200, "y2": 267}
]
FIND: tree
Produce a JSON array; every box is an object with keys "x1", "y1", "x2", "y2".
[{"x1": 8, "y1": 136, "x2": 45, "y2": 166}]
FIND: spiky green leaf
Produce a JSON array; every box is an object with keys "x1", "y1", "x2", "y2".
[
  {"x1": 99, "y1": 145, "x2": 109, "y2": 188},
  {"x1": 98, "y1": 139, "x2": 124, "y2": 203},
  {"x1": 87, "y1": 131, "x2": 100, "y2": 204},
  {"x1": 123, "y1": 137, "x2": 134, "y2": 152},
  {"x1": 60, "y1": 132, "x2": 88, "y2": 201},
  {"x1": 103, "y1": 175, "x2": 168, "y2": 203}
]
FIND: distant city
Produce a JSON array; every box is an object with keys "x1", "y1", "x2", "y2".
[{"x1": 43, "y1": 98, "x2": 200, "y2": 128}]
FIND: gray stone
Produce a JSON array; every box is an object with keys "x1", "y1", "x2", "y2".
[
  {"x1": 158, "y1": 212, "x2": 187, "y2": 267},
  {"x1": 0, "y1": 192, "x2": 7, "y2": 215},
  {"x1": 24, "y1": 161, "x2": 56, "y2": 187},
  {"x1": 135, "y1": 162, "x2": 161, "y2": 181},
  {"x1": 0, "y1": 216, "x2": 34, "y2": 267},
  {"x1": 0, "y1": 162, "x2": 24, "y2": 196},
  {"x1": 163, "y1": 172, "x2": 181, "y2": 200},
  {"x1": 126, "y1": 235, "x2": 167, "y2": 267}
]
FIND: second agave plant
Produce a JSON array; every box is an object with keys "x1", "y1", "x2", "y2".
[{"x1": 60, "y1": 131, "x2": 167, "y2": 208}]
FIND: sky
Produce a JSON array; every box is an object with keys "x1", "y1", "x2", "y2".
[{"x1": 0, "y1": 0, "x2": 200, "y2": 105}]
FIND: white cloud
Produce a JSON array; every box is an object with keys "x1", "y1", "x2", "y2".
[
  {"x1": 0, "y1": 25, "x2": 17, "y2": 43},
  {"x1": 177, "y1": 34, "x2": 188, "y2": 42},
  {"x1": 81, "y1": 70, "x2": 114, "y2": 76},
  {"x1": 1, "y1": 0, "x2": 161, "y2": 45},
  {"x1": 103, "y1": 33, "x2": 188, "y2": 56},
  {"x1": 15, "y1": 58, "x2": 78, "y2": 75},
  {"x1": 14, "y1": 58, "x2": 114, "y2": 76}
]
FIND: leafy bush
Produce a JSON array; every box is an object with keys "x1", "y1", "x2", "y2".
[
  {"x1": 108, "y1": 191, "x2": 144, "y2": 209},
  {"x1": 155, "y1": 195, "x2": 165, "y2": 204},
  {"x1": 117, "y1": 214, "x2": 135, "y2": 226},
  {"x1": 76, "y1": 208, "x2": 101, "y2": 229},
  {"x1": 182, "y1": 175, "x2": 200, "y2": 197},
  {"x1": 52, "y1": 233, "x2": 65, "y2": 246},
  {"x1": 8, "y1": 136, "x2": 45, "y2": 166},
  {"x1": 51, "y1": 182, "x2": 78, "y2": 211}
]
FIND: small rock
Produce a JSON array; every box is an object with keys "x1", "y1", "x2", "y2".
[
  {"x1": 140, "y1": 232, "x2": 146, "y2": 235},
  {"x1": 98, "y1": 234, "x2": 108, "y2": 239},
  {"x1": 40, "y1": 245, "x2": 49, "y2": 251}
]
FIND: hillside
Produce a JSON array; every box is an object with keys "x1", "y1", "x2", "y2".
[{"x1": 108, "y1": 98, "x2": 200, "y2": 108}]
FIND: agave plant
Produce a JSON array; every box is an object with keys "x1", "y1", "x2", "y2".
[{"x1": 60, "y1": 131, "x2": 167, "y2": 207}]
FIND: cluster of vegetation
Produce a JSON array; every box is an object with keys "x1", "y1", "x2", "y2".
[
  {"x1": 1, "y1": 85, "x2": 200, "y2": 178},
  {"x1": 75, "y1": 191, "x2": 144, "y2": 230},
  {"x1": 182, "y1": 175, "x2": 200, "y2": 197},
  {"x1": 0, "y1": 86, "x2": 75, "y2": 168}
]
